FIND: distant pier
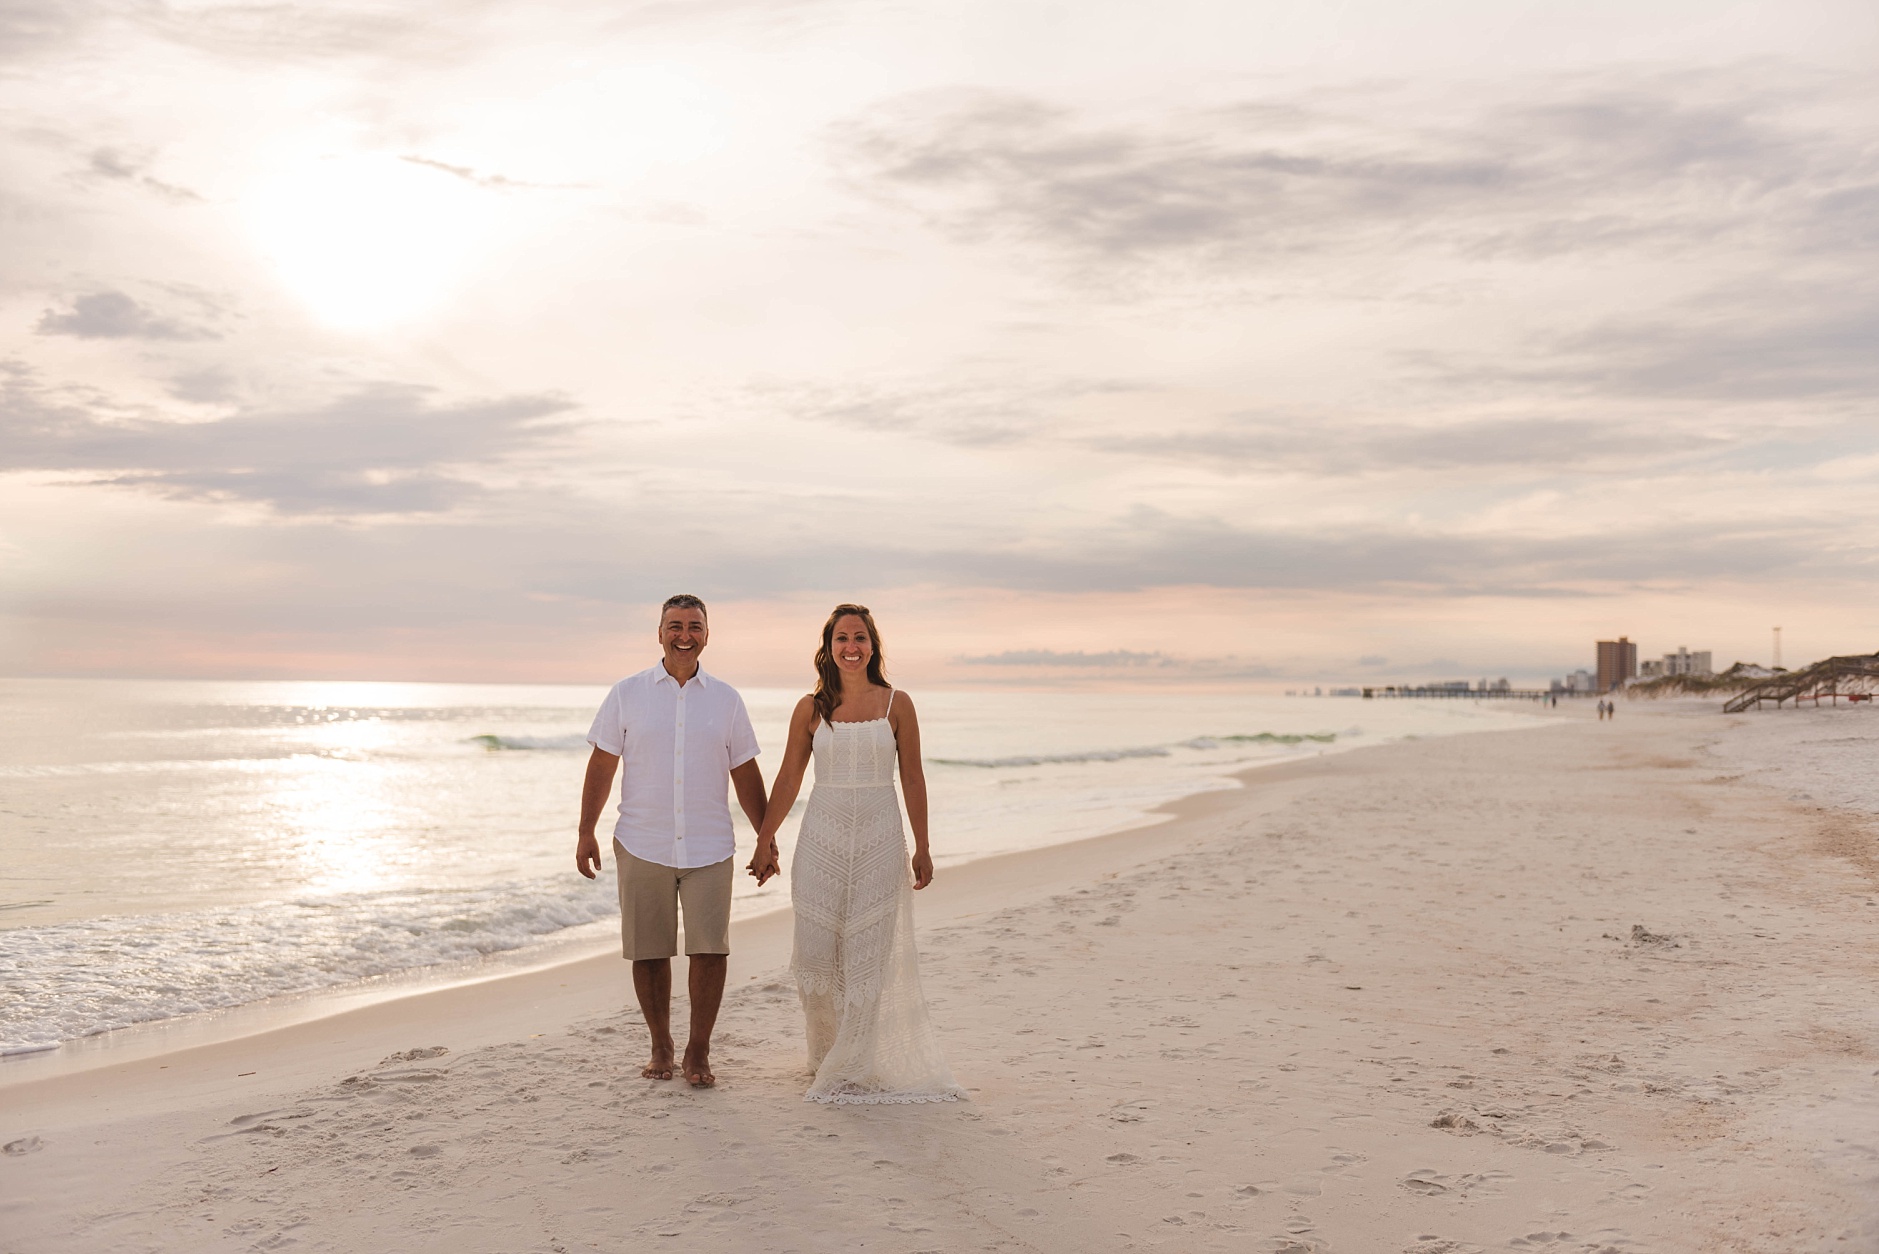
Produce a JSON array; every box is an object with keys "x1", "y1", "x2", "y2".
[{"x1": 1362, "y1": 686, "x2": 1558, "y2": 700}]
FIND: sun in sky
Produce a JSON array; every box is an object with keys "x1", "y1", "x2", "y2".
[{"x1": 245, "y1": 151, "x2": 503, "y2": 331}]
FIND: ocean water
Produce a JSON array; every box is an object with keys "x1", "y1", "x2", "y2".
[{"x1": 0, "y1": 677, "x2": 1544, "y2": 1054}]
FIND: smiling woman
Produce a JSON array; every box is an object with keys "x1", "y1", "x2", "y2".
[{"x1": 245, "y1": 152, "x2": 501, "y2": 331}]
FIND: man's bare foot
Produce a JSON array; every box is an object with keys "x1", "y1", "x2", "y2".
[
  {"x1": 683, "y1": 1042, "x2": 715, "y2": 1088},
  {"x1": 642, "y1": 1042, "x2": 675, "y2": 1081}
]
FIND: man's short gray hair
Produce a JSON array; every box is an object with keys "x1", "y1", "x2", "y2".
[{"x1": 661, "y1": 593, "x2": 707, "y2": 618}]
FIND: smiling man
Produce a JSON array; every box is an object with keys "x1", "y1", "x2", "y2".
[{"x1": 576, "y1": 594, "x2": 768, "y2": 1088}]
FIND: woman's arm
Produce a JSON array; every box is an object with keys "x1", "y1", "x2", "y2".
[
  {"x1": 892, "y1": 693, "x2": 934, "y2": 889},
  {"x1": 749, "y1": 696, "x2": 817, "y2": 884}
]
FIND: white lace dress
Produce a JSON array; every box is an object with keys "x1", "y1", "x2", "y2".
[{"x1": 789, "y1": 695, "x2": 964, "y2": 1104}]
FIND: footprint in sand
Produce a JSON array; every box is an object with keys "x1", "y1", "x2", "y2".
[
  {"x1": 379, "y1": 1046, "x2": 449, "y2": 1064},
  {"x1": 3, "y1": 1136, "x2": 44, "y2": 1156},
  {"x1": 205, "y1": 1108, "x2": 316, "y2": 1140},
  {"x1": 1401, "y1": 1169, "x2": 1513, "y2": 1199},
  {"x1": 228, "y1": 1108, "x2": 313, "y2": 1127}
]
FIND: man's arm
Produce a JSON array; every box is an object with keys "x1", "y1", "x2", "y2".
[
  {"x1": 575, "y1": 747, "x2": 620, "y2": 879},
  {"x1": 750, "y1": 695, "x2": 814, "y2": 885},
  {"x1": 730, "y1": 758, "x2": 768, "y2": 836}
]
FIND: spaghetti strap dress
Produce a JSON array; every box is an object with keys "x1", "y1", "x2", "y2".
[{"x1": 788, "y1": 690, "x2": 964, "y2": 1104}]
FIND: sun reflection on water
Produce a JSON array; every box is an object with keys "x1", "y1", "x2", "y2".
[{"x1": 263, "y1": 714, "x2": 430, "y2": 896}]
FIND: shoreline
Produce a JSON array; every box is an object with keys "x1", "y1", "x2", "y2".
[
  {"x1": 0, "y1": 738, "x2": 1349, "y2": 1106},
  {"x1": 0, "y1": 717, "x2": 1493, "y2": 1084},
  {"x1": 10, "y1": 701, "x2": 1874, "y2": 1252}
]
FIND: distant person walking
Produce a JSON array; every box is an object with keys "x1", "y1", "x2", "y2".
[
  {"x1": 575, "y1": 595, "x2": 768, "y2": 1088},
  {"x1": 748, "y1": 604, "x2": 964, "y2": 1105}
]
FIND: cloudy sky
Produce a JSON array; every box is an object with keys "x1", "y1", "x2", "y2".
[{"x1": 2, "y1": 0, "x2": 1876, "y2": 686}]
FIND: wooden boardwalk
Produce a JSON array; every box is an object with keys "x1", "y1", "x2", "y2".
[{"x1": 1723, "y1": 653, "x2": 1879, "y2": 712}]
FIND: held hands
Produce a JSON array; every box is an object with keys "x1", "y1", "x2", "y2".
[
  {"x1": 911, "y1": 848, "x2": 934, "y2": 890},
  {"x1": 747, "y1": 835, "x2": 781, "y2": 886}
]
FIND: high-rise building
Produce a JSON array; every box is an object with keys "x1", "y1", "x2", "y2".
[
  {"x1": 1550, "y1": 669, "x2": 1596, "y2": 693},
  {"x1": 1639, "y1": 648, "x2": 1714, "y2": 680},
  {"x1": 1664, "y1": 647, "x2": 1712, "y2": 676},
  {"x1": 1596, "y1": 637, "x2": 1638, "y2": 692}
]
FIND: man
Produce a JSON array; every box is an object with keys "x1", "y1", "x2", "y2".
[{"x1": 576, "y1": 594, "x2": 768, "y2": 1088}]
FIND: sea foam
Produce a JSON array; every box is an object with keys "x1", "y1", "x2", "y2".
[
  {"x1": 933, "y1": 730, "x2": 1336, "y2": 769},
  {"x1": 0, "y1": 876, "x2": 615, "y2": 1053}
]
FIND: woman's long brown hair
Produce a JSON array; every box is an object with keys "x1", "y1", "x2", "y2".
[{"x1": 812, "y1": 603, "x2": 888, "y2": 726}]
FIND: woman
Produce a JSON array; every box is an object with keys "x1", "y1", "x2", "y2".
[{"x1": 748, "y1": 604, "x2": 964, "y2": 1104}]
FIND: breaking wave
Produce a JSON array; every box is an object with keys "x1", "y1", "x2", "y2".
[
  {"x1": 0, "y1": 877, "x2": 616, "y2": 1052},
  {"x1": 932, "y1": 731, "x2": 1336, "y2": 769},
  {"x1": 468, "y1": 733, "x2": 590, "y2": 752}
]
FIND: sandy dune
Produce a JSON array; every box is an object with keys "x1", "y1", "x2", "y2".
[{"x1": 5, "y1": 703, "x2": 1877, "y2": 1252}]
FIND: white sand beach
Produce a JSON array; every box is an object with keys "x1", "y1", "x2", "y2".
[{"x1": 5, "y1": 702, "x2": 1877, "y2": 1253}]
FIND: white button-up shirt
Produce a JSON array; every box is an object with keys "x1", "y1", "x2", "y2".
[{"x1": 586, "y1": 664, "x2": 761, "y2": 869}]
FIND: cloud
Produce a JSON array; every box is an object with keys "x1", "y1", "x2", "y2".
[
  {"x1": 952, "y1": 648, "x2": 1283, "y2": 680},
  {"x1": 36, "y1": 291, "x2": 218, "y2": 342},
  {"x1": 84, "y1": 149, "x2": 202, "y2": 201},
  {"x1": 842, "y1": 92, "x2": 1504, "y2": 264},
  {"x1": 140, "y1": 0, "x2": 838, "y2": 66},
  {"x1": 398, "y1": 155, "x2": 589, "y2": 192},
  {"x1": 0, "y1": 1, "x2": 102, "y2": 63},
  {"x1": 1486, "y1": 282, "x2": 1879, "y2": 403},
  {"x1": 168, "y1": 368, "x2": 238, "y2": 404},
  {"x1": 867, "y1": 505, "x2": 1853, "y2": 598},
  {"x1": 959, "y1": 648, "x2": 1167, "y2": 667},
  {"x1": 500, "y1": 493, "x2": 1862, "y2": 605},
  {"x1": 588, "y1": 0, "x2": 849, "y2": 37},
  {"x1": 1094, "y1": 413, "x2": 1730, "y2": 475},
  {"x1": 142, "y1": 2, "x2": 483, "y2": 65},
  {"x1": 838, "y1": 70, "x2": 1869, "y2": 273},
  {"x1": 1803, "y1": 180, "x2": 1879, "y2": 254},
  {"x1": 0, "y1": 370, "x2": 577, "y2": 514},
  {"x1": 777, "y1": 377, "x2": 1866, "y2": 481},
  {"x1": 832, "y1": 69, "x2": 1879, "y2": 429},
  {"x1": 764, "y1": 376, "x2": 1142, "y2": 447}
]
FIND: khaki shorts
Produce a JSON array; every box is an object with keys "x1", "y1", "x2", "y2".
[{"x1": 614, "y1": 846, "x2": 733, "y2": 960}]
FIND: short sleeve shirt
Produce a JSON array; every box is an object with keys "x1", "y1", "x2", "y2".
[{"x1": 586, "y1": 664, "x2": 760, "y2": 868}]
